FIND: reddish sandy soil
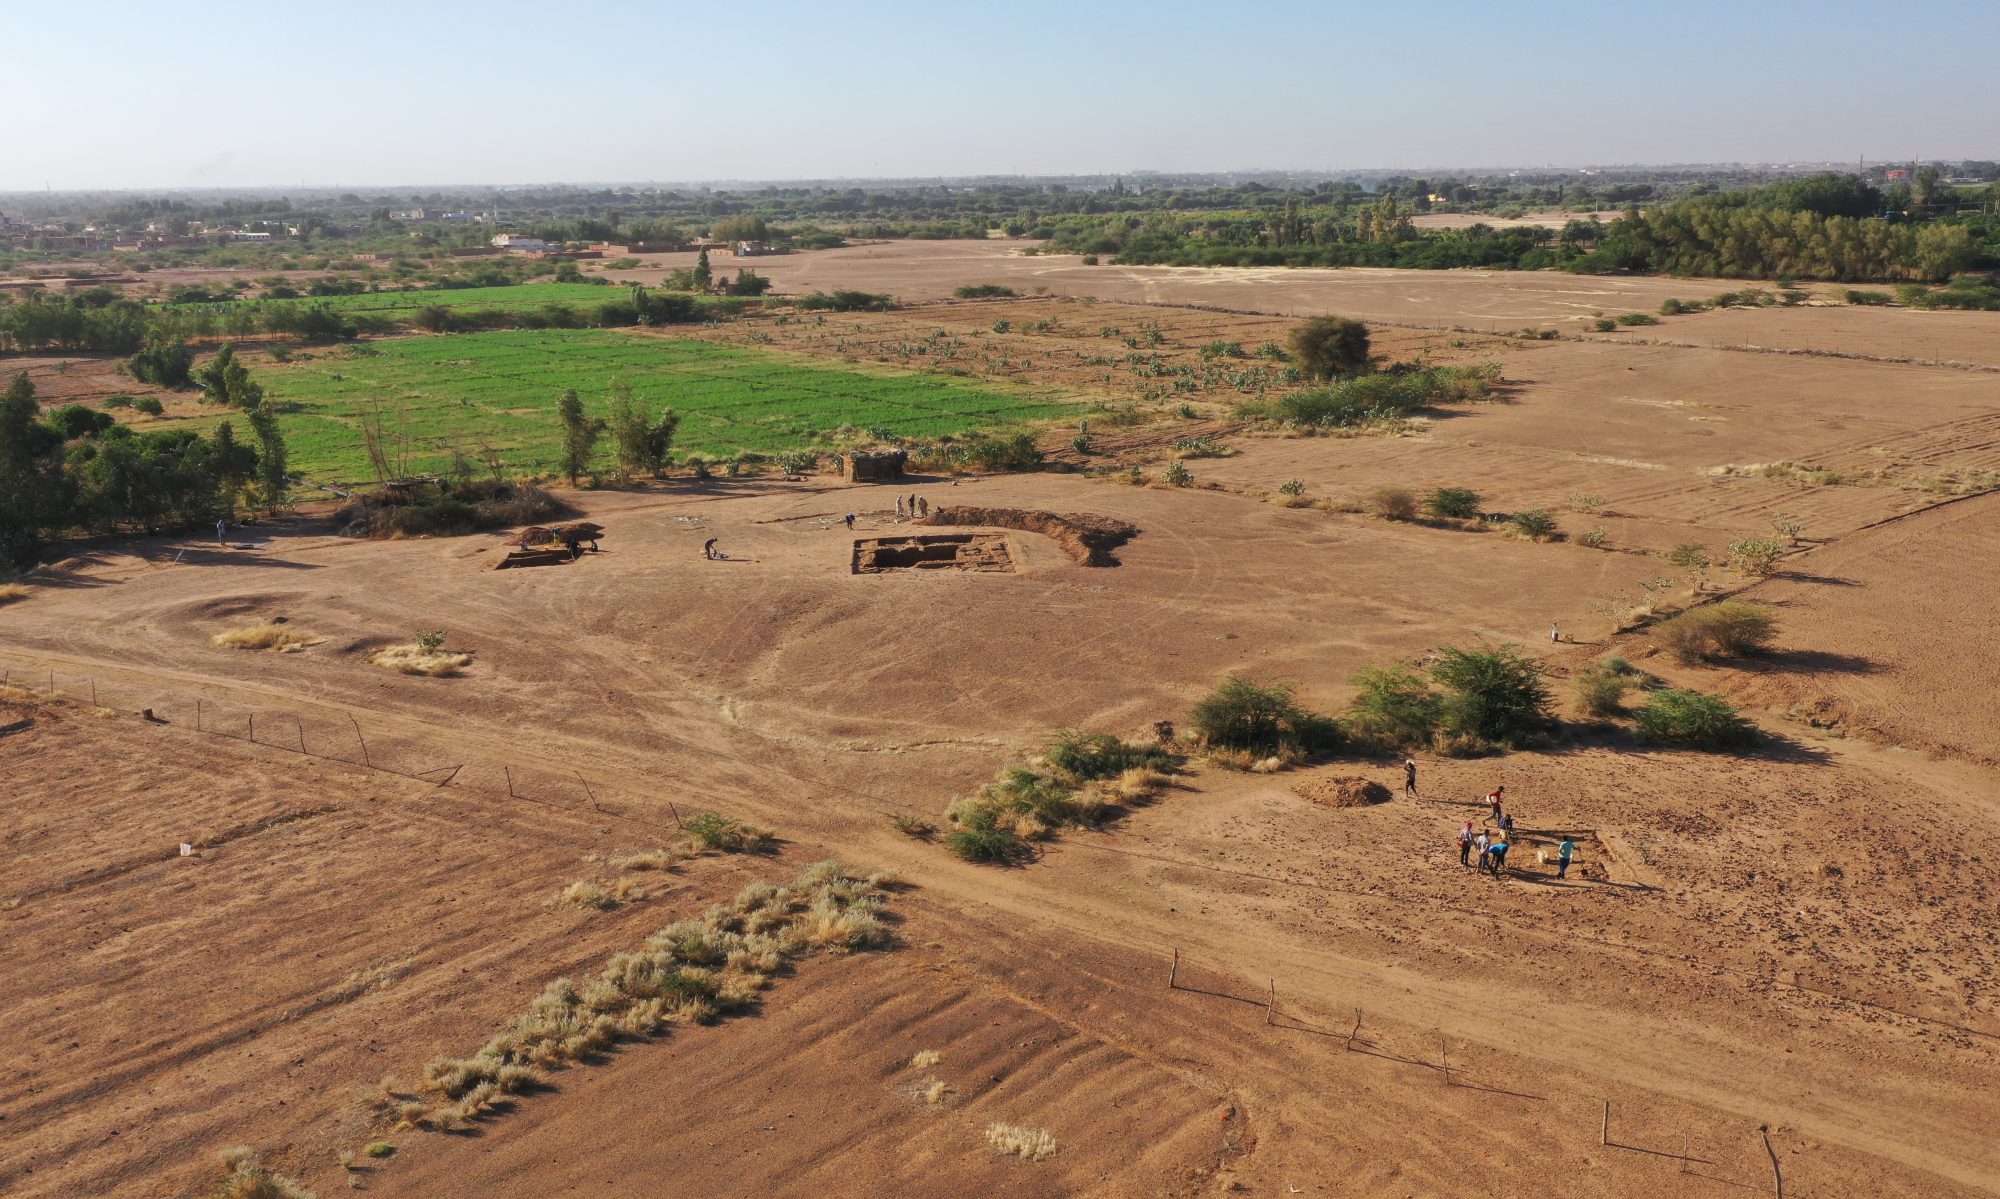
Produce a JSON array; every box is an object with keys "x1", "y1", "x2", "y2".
[{"x1": 4, "y1": 258, "x2": 1999, "y2": 1198}]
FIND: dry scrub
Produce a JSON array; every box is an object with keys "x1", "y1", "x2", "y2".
[
  {"x1": 368, "y1": 642, "x2": 473, "y2": 676},
  {"x1": 212, "y1": 623, "x2": 320, "y2": 653},
  {"x1": 0, "y1": 582, "x2": 29, "y2": 605},
  {"x1": 944, "y1": 732, "x2": 1174, "y2": 862},
  {"x1": 211, "y1": 1146, "x2": 316, "y2": 1199},
  {"x1": 986, "y1": 1122, "x2": 1058, "y2": 1162},
  {"x1": 381, "y1": 862, "x2": 893, "y2": 1135}
]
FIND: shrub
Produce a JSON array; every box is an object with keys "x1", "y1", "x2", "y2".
[
  {"x1": 1429, "y1": 645, "x2": 1553, "y2": 749},
  {"x1": 1726, "y1": 538, "x2": 1784, "y2": 576},
  {"x1": 1288, "y1": 315, "x2": 1372, "y2": 379},
  {"x1": 1592, "y1": 318, "x2": 1616, "y2": 332},
  {"x1": 1423, "y1": 486, "x2": 1480, "y2": 519},
  {"x1": 1667, "y1": 543, "x2": 1711, "y2": 572},
  {"x1": 133, "y1": 396, "x2": 165, "y2": 416},
  {"x1": 1657, "y1": 602, "x2": 1778, "y2": 662},
  {"x1": 1080, "y1": 255, "x2": 1099, "y2": 265},
  {"x1": 1044, "y1": 731, "x2": 1172, "y2": 781},
  {"x1": 796, "y1": 289, "x2": 891, "y2": 312},
  {"x1": 682, "y1": 812, "x2": 774, "y2": 853},
  {"x1": 1346, "y1": 665, "x2": 1443, "y2": 749},
  {"x1": 1573, "y1": 656, "x2": 1641, "y2": 717},
  {"x1": 0, "y1": 583, "x2": 28, "y2": 605},
  {"x1": 1844, "y1": 289, "x2": 1895, "y2": 306},
  {"x1": 1366, "y1": 487, "x2": 1416, "y2": 520},
  {"x1": 1659, "y1": 298, "x2": 1686, "y2": 315},
  {"x1": 954, "y1": 284, "x2": 1016, "y2": 298},
  {"x1": 889, "y1": 813, "x2": 937, "y2": 839},
  {"x1": 1188, "y1": 676, "x2": 1336, "y2": 756},
  {"x1": 1565, "y1": 492, "x2": 1606, "y2": 514},
  {"x1": 363, "y1": 1142, "x2": 395, "y2": 1159},
  {"x1": 1277, "y1": 478, "x2": 1306, "y2": 497},
  {"x1": 945, "y1": 826, "x2": 1021, "y2": 863},
  {"x1": 549, "y1": 880, "x2": 616, "y2": 911},
  {"x1": 1508, "y1": 509, "x2": 1558, "y2": 541},
  {"x1": 1161, "y1": 460, "x2": 1193, "y2": 487},
  {"x1": 1634, "y1": 689, "x2": 1758, "y2": 748},
  {"x1": 1579, "y1": 527, "x2": 1608, "y2": 548},
  {"x1": 1614, "y1": 312, "x2": 1660, "y2": 326},
  {"x1": 955, "y1": 432, "x2": 1043, "y2": 472}
]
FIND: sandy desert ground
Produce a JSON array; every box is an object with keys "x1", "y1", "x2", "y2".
[{"x1": 5, "y1": 243, "x2": 2000, "y2": 1198}]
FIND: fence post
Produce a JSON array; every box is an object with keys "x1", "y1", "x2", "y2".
[
  {"x1": 667, "y1": 799, "x2": 684, "y2": 830},
  {"x1": 297, "y1": 720, "x2": 307, "y2": 755},
  {"x1": 348, "y1": 713, "x2": 370, "y2": 767},
  {"x1": 1264, "y1": 979, "x2": 1275, "y2": 1026},
  {"x1": 1345, "y1": 1008, "x2": 1362, "y2": 1051},
  {"x1": 91, "y1": 679, "x2": 98, "y2": 706},
  {"x1": 1167, "y1": 947, "x2": 1179, "y2": 990},
  {"x1": 505, "y1": 765, "x2": 515, "y2": 798},
  {"x1": 1759, "y1": 1125, "x2": 1783, "y2": 1198},
  {"x1": 1440, "y1": 1035, "x2": 1452, "y2": 1087},
  {"x1": 248, "y1": 713, "x2": 255, "y2": 743},
  {"x1": 1601, "y1": 1101, "x2": 1610, "y2": 1146},
  {"x1": 576, "y1": 771, "x2": 600, "y2": 812},
  {"x1": 197, "y1": 699, "x2": 203, "y2": 731}
]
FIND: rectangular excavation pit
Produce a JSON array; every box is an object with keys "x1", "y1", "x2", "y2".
[{"x1": 852, "y1": 533, "x2": 1015, "y2": 575}]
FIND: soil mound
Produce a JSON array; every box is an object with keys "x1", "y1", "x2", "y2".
[
  {"x1": 1293, "y1": 776, "x2": 1392, "y2": 808},
  {"x1": 918, "y1": 506, "x2": 1137, "y2": 566}
]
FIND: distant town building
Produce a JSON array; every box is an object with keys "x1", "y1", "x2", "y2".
[
  {"x1": 491, "y1": 234, "x2": 550, "y2": 252},
  {"x1": 735, "y1": 240, "x2": 779, "y2": 256}
]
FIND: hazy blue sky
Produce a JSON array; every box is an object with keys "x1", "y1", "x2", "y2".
[{"x1": 4, "y1": 0, "x2": 1993, "y2": 190}]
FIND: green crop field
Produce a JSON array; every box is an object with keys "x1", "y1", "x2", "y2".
[
  {"x1": 167, "y1": 282, "x2": 630, "y2": 315},
  {"x1": 236, "y1": 329, "x2": 1078, "y2": 482}
]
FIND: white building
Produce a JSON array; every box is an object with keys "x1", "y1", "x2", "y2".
[{"x1": 491, "y1": 233, "x2": 549, "y2": 252}]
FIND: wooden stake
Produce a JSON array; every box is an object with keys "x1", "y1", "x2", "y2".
[
  {"x1": 1440, "y1": 1035, "x2": 1451, "y2": 1087},
  {"x1": 1681, "y1": 1133, "x2": 1691, "y2": 1174},
  {"x1": 1167, "y1": 947, "x2": 1179, "y2": 990},
  {"x1": 297, "y1": 720, "x2": 307, "y2": 755},
  {"x1": 576, "y1": 771, "x2": 600, "y2": 812},
  {"x1": 505, "y1": 765, "x2": 515, "y2": 798},
  {"x1": 348, "y1": 713, "x2": 370, "y2": 767},
  {"x1": 1264, "y1": 979, "x2": 1275, "y2": 1026},
  {"x1": 1760, "y1": 1125, "x2": 1784, "y2": 1199},
  {"x1": 197, "y1": 698, "x2": 203, "y2": 731},
  {"x1": 1345, "y1": 1007, "x2": 1363, "y2": 1051},
  {"x1": 1601, "y1": 1101, "x2": 1610, "y2": 1146},
  {"x1": 91, "y1": 679, "x2": 97, "y2": 706},
  {"x1": 248, "y1": 714, "x2": 255, "y2": 743},
  {"x1": 667, "y1": 799, "x2": 684, "y2": 830}
]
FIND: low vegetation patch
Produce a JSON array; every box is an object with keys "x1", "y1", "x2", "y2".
[
  {"x1": 212, "y1": 622, "x2": 320, "y2": 653},
  {"x1": 986, "y1": 1122, "x2": 1058, "y2": 1163},
  {"x1": 1658, "y1": 602, "x2": 1779, "y2": 662},
  {"x1": 211, "y1": 1147, "x2": 315, "y2": 1199},
  {"x1": 0, "y1": 582, "x2": 29, "y2": 605},
  {"x1": 387, "y1": 862, "x2": 893, "y2": 1133},
  {"x1": 1422, "y1": 487, "x2": 1480, "y2": 520},
  {"x1": 334, "y1": 480, "x2": 570, "y2": 540},
  {"x1": 1726, "y1": 537, "x2": 1785, "y2": 577},
  {"x1": 944, "y1": 732, "x2": 1176, "y2": 863},
  {"x1": 1573, "y1": 655, "x2": 1648, "y2": 718},
  {"x1": 1248, "y1": 363, "x2": 1500, "y2": 433},
  {"x1": 954, "y1": 284, "x2": 1017, "y2": 299},
  {"x1": 369, "y1": 632, "x2": 472, "y2": 676},
  {"x1": 1634, "y1": 688, "x2": 1758, "y2": 749},
  {"x1": 1507, "y1": 508, "x2": 1559, "y2": 542},
  {"x1": 681, "y1": 811, "x2": 775, "y2": 853}
]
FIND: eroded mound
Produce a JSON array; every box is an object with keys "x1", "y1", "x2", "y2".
[
  {"x1": 917, "y1": 506, "x2": 1138, "y2": 566},
  {"x1": 1293, "y1": 776, "x2": 1392, "y2": 808}
]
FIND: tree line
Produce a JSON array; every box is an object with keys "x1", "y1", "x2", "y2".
[{"x1": 0, "y1": 357, "x2": 287, "y2": 567}]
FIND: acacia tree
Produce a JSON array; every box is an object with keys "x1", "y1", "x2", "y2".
[
  {"x1": 693, "y1": 248, "x2": 713, "y2": 290},
  {"x1": 245, "y1": 402, "x2": 288, "y2": 512},
  {"x1": 1288, "y1": 316, "x2": 1372, "y2": 380},
  {"x1": 605, "y1": 379, "x2": 677, "y2": 480},
  {"x1": 556, "y1": 388, "x2": 604, "y2": 485}
]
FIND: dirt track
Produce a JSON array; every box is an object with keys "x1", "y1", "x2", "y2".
[{"x1": 4, "y1": 255, "x2": 2000, "y2": 1197}]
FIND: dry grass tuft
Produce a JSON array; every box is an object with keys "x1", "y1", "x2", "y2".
[
  {"x1": 368, "y1": 642, "x2": 472, "y2": 676},
  {"x1": 214, "y1": 1146, "x2": 317, "y2": 1199},
  {"x1": 0, "y1": 583, "x2": 30, "y2": 605},
  {"x1": 986, "y1": 1122, "x2": 1058, "y2": 1162},
  {"x1": 610, "y1": 876, "x2": 649, "y2": 904},
  {"x1": 549, "y1": 880, "x2": 616, "y2": 911},
  {"x1": 212, "y1": 623, "x2": 321, "y2": 653},
  {"x1": 609, "y1": 847, "x2": 689, "y2": 872},
  {"x1": 921, "y1": 1077, "x2": 952, "y2": 1104},
  {"x1": 908, "y1": 1049, "x2": 942, "y2": 1070}
]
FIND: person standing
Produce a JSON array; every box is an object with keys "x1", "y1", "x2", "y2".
[
  {"x1": 1457, "y1": 821, "x2": 1476, "y2": 867},
  {"x1": 1549, "y1": 621, "x2": 1561, "y2": 643},
  {"x1": 1473, "y1": 831, "x2": 1492, "y2": 875},
  {"x1": 1403, "y1": 757, "x2": 1418, "y2": 798},
  {"x1": 1557, "y1": 836, "x2": 1577, "y2": 880},
  {"x1": 216, "y1": 518, "x2": 228, "y2": 545},
  {"x1": 895, "y1": 496, "x2": 906, "y2": 518}
]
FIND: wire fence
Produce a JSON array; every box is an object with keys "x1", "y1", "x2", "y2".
[{"x1": 1, "y1": 659, "x2": 691, "y2": 835}]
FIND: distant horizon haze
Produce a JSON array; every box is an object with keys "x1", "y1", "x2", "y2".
[{"x1": 1, "y1": 0, "x2": 1994, "y2": 191}]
